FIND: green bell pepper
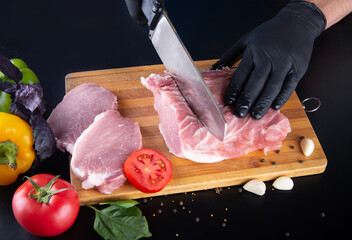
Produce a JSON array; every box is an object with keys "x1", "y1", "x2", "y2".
[
  {"x1": 0, "y1": 92, "x2": 11, "y2": 113},
  {"x1": 0, "y1": 58, "x2": 39, "y2": 113}
]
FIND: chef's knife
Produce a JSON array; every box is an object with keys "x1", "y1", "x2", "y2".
[{"x1": 138, "y1": 0, "x2": 226, "y2": 140}]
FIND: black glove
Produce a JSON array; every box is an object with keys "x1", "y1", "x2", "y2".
[
  {"x1": 124, "y1": 0, "x2": 148, "y2": 26},
  {"x1": 124, "y1": 0, "x2": 164, "y2": 27},
  {"x1": 211, "y1": 1, "x2": 326, "y2": 119}
]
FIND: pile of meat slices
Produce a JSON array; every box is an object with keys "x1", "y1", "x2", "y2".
[
  {"x1": 47, "y1": 67, "x2": 291, "y2": 195},
  {"x1": 48, "y1": 83, "x2": 142, "y2": 194}
]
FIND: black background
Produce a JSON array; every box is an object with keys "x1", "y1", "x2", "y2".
[{"x1": 1, "y1": 0, "x2": 352, "y2": 239}]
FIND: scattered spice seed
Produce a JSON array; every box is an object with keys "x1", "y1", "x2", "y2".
[
  {"x1": 238, "y1": 188, "x2": 243, "y2": 193},
  {"x1": 188, "y1": 210, "x2": 191, "y2": 214},
  {"x1": 195, "y1": 217, "x2": 200, "y2": 223},
  {"x1": 179, "y1": 201, "x2": 184, "y2": 206},
  {"x1": 182, "y1": 207, "x2": 185, "y2": 210},
  {"x1": 221, "y1": 222, "x2": 226, "y2": 227},
  {"x1": 215, "y1": 187, "x2": 223, "y2": 194},
  {"x1": 225, "y1": 208, "x2": 228, "y2": 211},
  {"x1": 285, "y1": 232, "x2": 290, "y2": 237},
  {"x1": 160, "y1": 202, "x2": 164, "y2": 207},
  {"x1": 300, "y1": 136, "x2": 305, "y2": 140},
  {"x1": 271, "y1": 161, "x2": 276, "y2": 165},
  {"x1": 276, "y1": 150, "x2": 281, "y2": 154},
  {"x1": 299, "y1": 160, "x2": 304, "y2": 164},
  {"x1": 152, "y1": 214, "x2": 155, "y2": 217},
  {"x1": 176, "y1": 233, "x2": 179, "y2": 237},
  {"x1": 320, "y1": 212, "x2": 326, "y2": 218},
  {"x1": 260, "y1": 158, "x2": 265, "y2": 163},
  {"x1": 290, "y1": 145, "x2": 295, "y2": 149},
  {"x1": 172, "y1": 208, "x2": 177, "y2": 214},
  {"x1": 142, "y1": 198, "x2": 148, "y2": 204},
  {"x1": 157, "y1": 209, "x2": 162, "y2": 214},
  {"x1": 210, "y1": 214, "x2": 214, "y2": 217}
]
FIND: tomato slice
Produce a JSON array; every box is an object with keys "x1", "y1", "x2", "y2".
[{"x1": 123, "y1": 149, "x2": 172, "y2": 193}]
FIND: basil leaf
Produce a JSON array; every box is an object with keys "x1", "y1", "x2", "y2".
[
  {"x1": 89, "y1": 201, "x2": 152, "y2": 240},
  {"x1": 29, "y1": 114, "x2": 56, "y2": 160},
  {"x1": 101, "y1": 200, "x2": 139, "y2": 209},
  {"x1": 0, "y1": 55, "x2": 22, "y2": 83}
]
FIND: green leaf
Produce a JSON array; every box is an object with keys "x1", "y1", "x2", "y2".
[
  {"x1": 100, "y1": 200, "x2": 139, "y2": 209},
  {"x1": 89, "y1": 201, "x2": 152, "y2": 240}
]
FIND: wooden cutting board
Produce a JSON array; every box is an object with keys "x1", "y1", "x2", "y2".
[{"x1": 65, "y1": 60, "x2": 327, "y2": 205}]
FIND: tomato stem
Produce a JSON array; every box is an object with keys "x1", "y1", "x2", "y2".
[
  {"x1": 26, "y1": 175, "x2": 72, "y2": 204},
  {"x1": 0, "y1": 140, "x2": 18, "y2": 170}
]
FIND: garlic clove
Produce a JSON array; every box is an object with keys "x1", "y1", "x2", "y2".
[
  {"x1": 272, "y1": 176, "x2": 294, "y2": 190},
  {"x1": 300, "y1": 137, "x2": 314, "y2": 157},
  {"x1": 243, "y1": 179, "x2": 266, "y2": 196}
]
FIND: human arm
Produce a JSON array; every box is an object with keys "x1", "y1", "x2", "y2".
[{"x1": 307, "y1": 0, "x2": 352, "y2": 29}]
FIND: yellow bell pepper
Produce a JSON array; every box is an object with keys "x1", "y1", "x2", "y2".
[{"x1": 0, "y1": 112, "x2": 35, "y2": 185}]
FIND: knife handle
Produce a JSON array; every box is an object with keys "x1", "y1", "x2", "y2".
[{"x1": 141, "y1": 0, "x2": 164, "y2": 30}]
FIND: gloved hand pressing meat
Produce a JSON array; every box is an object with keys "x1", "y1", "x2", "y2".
[{"x1": 211, "y1": 0, "x2": 326, "y2": 119}]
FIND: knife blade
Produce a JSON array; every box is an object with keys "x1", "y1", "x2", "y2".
[{"x1": 141, "y1": 0, "x2": 226, "y2": 140}]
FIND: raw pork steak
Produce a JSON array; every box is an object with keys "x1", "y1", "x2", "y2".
[
  {"x1": 47, "y1": 83, "x2": 117, "y2": 154},
  {"x1": 71, "y1": 110, "x2": 142, "y2": 194},
  {"x1": 141, "y1": 68, "x2": 291, "y2": 163}
]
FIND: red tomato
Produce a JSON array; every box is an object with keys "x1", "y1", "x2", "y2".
[
  {"x1": 123, "y1": 149, "x2": 172, "y2": 193},
  {"x1": 12, "y1": 174, "x2": 80, "y2": 237}
]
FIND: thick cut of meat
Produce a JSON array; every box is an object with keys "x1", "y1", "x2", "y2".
[
  {"x1": 71, "y1": 110, "x2": 142, "y2": 194},
  {"x1": 47, "y1": 83, "x2": 117, "y2": 154},
  {"x1": 141, "y1": 68, "x2": 291, "y2": 163}
]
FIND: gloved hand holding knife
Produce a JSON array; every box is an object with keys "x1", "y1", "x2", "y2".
[
  {"x1": 124, "y1": 0, "x2": 227, "y2": 141},
  {"x1": 125, "y1": 0, "x2": 148, "y2": 26}
]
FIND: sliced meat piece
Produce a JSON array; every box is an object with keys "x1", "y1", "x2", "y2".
[
  {"x1": 141, "y1": 68, "x2": 291, "y2": 163},
  {"x1": 47, "y1": 83, "x2": 117, "y2": 154},
  {"x1": 71, "y1": 110, "x2": 142, "y2": 194}
]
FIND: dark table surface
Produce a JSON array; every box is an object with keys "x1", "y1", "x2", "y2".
[{"x1": 1, "y1": 0, "x2": 352, "y2": 239}]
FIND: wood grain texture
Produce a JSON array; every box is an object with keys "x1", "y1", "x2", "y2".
[{"x1": 65, "y1": 60, "x2": 327, "y2": 205}]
